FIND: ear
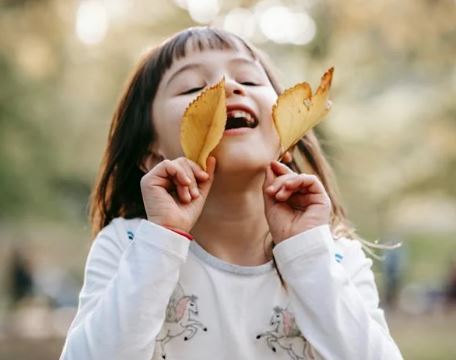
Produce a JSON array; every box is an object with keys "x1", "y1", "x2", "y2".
[
  {"x1": 138, "y1": 144, "x2": 165, "y2": 173},
  {"x1": 281, "y1": 150, "x2": 293, "y2": 164}
]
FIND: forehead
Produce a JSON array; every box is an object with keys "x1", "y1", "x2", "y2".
[
  {"x1": 163, "y1": 36, "x2": 259, "y2": 75},
  {"x1": 172, "y1": 48, "x2": 257, "y2": 71}
]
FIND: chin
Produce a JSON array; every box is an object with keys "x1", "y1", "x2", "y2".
[{"x1": 213, "y1": 148, "x2": 274, "y2": 174}]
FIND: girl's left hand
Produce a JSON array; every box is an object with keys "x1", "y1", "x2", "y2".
[{"x1": 263, "y1": 160, "x2": 331, "y2": 245}]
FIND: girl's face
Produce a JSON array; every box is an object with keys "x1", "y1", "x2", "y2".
[{"x1": 152, "y1": 43, "x2": 281, "y2": 173}]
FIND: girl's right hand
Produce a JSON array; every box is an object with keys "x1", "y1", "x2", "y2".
[{"x1": 140, "y1": 156, "x2": 216, "y2": 233}]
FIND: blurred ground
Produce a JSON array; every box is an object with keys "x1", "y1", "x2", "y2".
[
  {"x1": 0, "y1": 310, "x2": 455, "y2": 359},
  {"x1": 388, "y1": 311, "x2": 456, "y2": 360},
  {"x1": 0, "y1": 338, "x2": 63, "y2": 360}
]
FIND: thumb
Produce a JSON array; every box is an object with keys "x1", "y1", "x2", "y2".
[
  {"x1": 262, "y1": 164, "x2": 276, "y2": 209},
  {"x1": 199, "y1": 156, "x2": 216, "y2": 197},
  {"x1": 262, "y1": 163, "x2": 275, "y2": 192}
]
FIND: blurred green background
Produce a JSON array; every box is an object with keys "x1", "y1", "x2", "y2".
[{"x1": 0, "y1": 0, "x2": 455, "y2": 359}]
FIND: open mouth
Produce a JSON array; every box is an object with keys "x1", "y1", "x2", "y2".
[{"x1": 225, "y1": 110, "x2": 258, "y2": 130}]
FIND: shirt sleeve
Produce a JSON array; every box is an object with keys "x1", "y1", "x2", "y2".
[
  {"x1": 60, "y1": 219, "x2": 190, "y2": 360},
  {"x1": 272, "y1": 224, "x2": 403, "y2": 360}
]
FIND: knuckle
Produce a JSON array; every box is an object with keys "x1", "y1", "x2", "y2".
[
  {"x1": 172, "y1": 162, "x2": 185, "y2": 174},
  {"x1": 177, "y1": 156, "x2": 189, "y2": 165},
  {"x1": 177, "y1": 159, "x2": 188, "y2": 169},
  {"x1": 179, "y1": 164, "x2": 192, "y2": 178},
  {"x1": 181, "y1": 159, "x2": 194, "y2": 172},
  {"x1": 186, "y1": 160, "x2": 201, "y2": 175},
  {"x1": 279, "y1": 174, "x2": 292, "y2": 181},
  {"x1": 187, "y1": 158, "x2": 199, "y2": 167},
  {"x1": 140, "y1": 174, "x2": 152, "y2": 189}
]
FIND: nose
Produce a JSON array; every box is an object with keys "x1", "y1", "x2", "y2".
[{"x1": 225, "y1": 78, "x2": 246, "y2": 97}]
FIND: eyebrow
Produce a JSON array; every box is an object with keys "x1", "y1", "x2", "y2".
[
  {"x1": 166, "y1": 57, "x2": 260, "y2": 87},
  {"x1": 167, "y1": 63, "x2": 204, "y2": 87}
]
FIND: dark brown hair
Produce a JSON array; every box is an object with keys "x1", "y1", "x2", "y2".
[{"x1": 89, "y1": 27, "x2": 358, "y2": 285}]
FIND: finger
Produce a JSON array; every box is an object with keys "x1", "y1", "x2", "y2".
[
  {"x1": 162, "y1": 160, "x2": 191, "y2": 187},
  {"x1": 275, "y1": 185, "x2": 295, "y2": 201},
  {"x1": 283, "y1": 174, "x2": 325, "y2": 194},
  {"x1": 265, "y1": 173, "x2": 297, "y2": 194},
  {"x1": 185, "y1": 158, "x2": 210, "y2": 182},
  {"x1": 263, "y1": 164, "x2": 276, "y2": 192},
  {"x1": 270, "y1": 160, "x2": 294, "y2": 176},
  {"x1": 178, "y1": 159, "x2": 201, "y2": 199},
  {"x1": 199, "y1": 156, "x2": 217, "y2": 197},
  {"x1": 274, "y1": 185, "x2": 310, "y2": 201},
  {"x1": 144, "y1": 171, "x2": 173, "y2": 190},
  {"x1": 206, "y1": 156, "x2": 216, "y2": 178},
  {"x1": 164, "y1": 162, "x2": 197, "y2": 203},
  {"x1": 176, "y1": 184, "x2": 192, "y2": 203},
  {"x1": 262, "y1": 166, "x2": 277, "y2": 210},
  {"x1": 275, "y1": 184, "x2": 327, "y2": 204},
  {"x1": 288, "y1": 193, "x2": 329, "y2": 208}
]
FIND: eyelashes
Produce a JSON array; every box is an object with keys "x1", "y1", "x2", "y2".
[
  {"x1": 180, "y1": 86, "x2": 204, "y2": 95},
  {"x1": 179, "y1": 81, "x2": 260, "y2": 96}
]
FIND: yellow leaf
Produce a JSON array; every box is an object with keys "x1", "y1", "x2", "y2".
[
  {"x1": 273, "y1": 67, "x2": 334, "y2": 155},
  {"x1": 180, "y1": 78, "x2": 227, "y2": 171}
]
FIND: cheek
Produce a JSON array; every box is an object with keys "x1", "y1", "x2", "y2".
[
  {"x1": 258, "y1": 90, "x2": 278, "y2": 119},
  {"x1": 152, "y1": 100, "x2": 187, "y2": 157},
  {"x1": 158, "y1": 92, "x2": 206, "y2": 133},
  {"x1": 259, "y1": 93, "x2": 279, "y2": 130},
  {"x1": 164, "y1": 96, "x2": 198, "y2": 125},
  {"x1": 260, "y1": 93, "x2": 281, "y2": 153}
]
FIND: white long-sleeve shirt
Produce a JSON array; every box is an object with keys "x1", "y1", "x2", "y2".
[{"x1": 60, "y1": 218, "x2": 403, "y2": 360}]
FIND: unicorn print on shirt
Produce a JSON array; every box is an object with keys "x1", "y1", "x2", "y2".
[
  {"x1": 155, "y1": 283, "x2": 208, "y2": 359},
  {"x1": 256, "y1": 305, "x2": 316, "y2": 360}
]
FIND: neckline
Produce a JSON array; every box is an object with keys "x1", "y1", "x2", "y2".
[{"x1": 189, "y1": 240, "x2": 274, "y2": 276}]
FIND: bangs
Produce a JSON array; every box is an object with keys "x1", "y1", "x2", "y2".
[{"x1": 154, "y1": 27, "x2": 257, "y2": 78}]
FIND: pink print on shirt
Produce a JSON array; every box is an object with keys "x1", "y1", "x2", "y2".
[
  {"x1": 156, "y1": 283, "x2": 208, "y2": 359},
  {"x1": 256, "y1": 306, "x2": 316, "y2": 360}
]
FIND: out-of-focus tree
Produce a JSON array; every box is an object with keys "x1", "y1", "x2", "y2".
[
  {"x1": 0, "y1": 0, "x2": 454, "y2": 236},
  {"x1": 0, "y1": 0, "x2": 64, "y2": 219}
]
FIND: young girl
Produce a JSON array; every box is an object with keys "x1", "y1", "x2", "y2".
[{"x1": 60, "y1": 27, "x2": 403, "y2": 360}]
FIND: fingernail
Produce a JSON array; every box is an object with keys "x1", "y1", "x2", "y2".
[{"x1": 267, "y1": 185, "x2": 274, "y2": 192}]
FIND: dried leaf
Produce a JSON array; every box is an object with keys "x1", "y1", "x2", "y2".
[
  {"x1": 180, "y1": 78, "x2": 226, "y2": 171},
  {"x1": 273, "y1": 67, "x2": 334, "y2": 155}
]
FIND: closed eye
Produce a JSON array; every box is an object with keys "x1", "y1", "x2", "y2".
[
  {"x1": 240, "y1": 81, "x2": 258, "y2": 86},
  {"x1": 180, "y1": 86, "x2": 204, "y2": 95}
]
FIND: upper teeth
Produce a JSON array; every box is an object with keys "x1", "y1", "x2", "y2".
[{"x1": 227, "y1": 110, "x2": 256, "y2": 123}]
